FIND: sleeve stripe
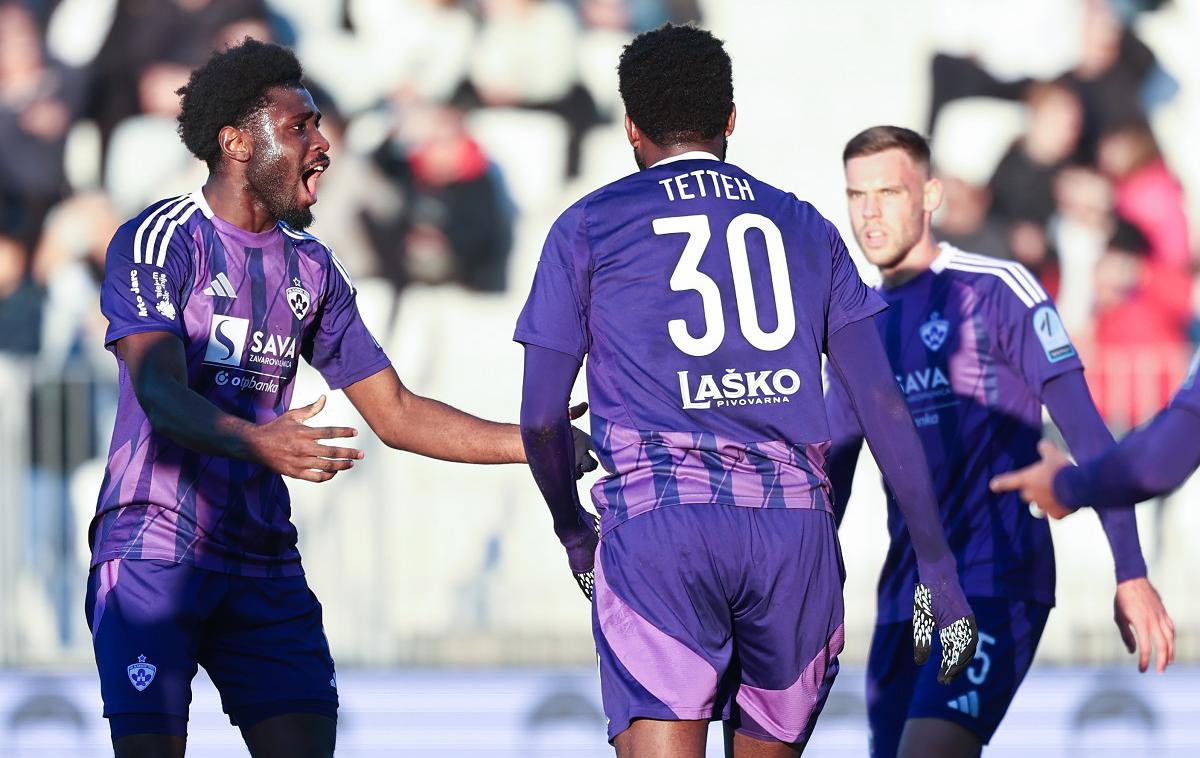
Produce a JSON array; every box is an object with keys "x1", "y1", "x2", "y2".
[
  {"x1": 132, "y1": 195, "x2": 187, "y2": 264},
  {"x1": 943, "y1": 260, "x2": 1041, "y2": 308},
  {"x1": 153, "y1": 203, "x2": 199, "y2": 267},
  {"x1": 952, "y1": 251, "x2": 1048, "y2": 302}
]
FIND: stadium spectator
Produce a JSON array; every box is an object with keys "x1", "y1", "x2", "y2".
[
  {"x1": 460, "y1": 0, "x2": 602, "y2": 177},
  {"x1": 0, "y1": 235, "x2": 43, "y2": 356},
  {"x1": 371, "y1": 104, "x2": 514, "y2": 293},
  {"x1": 932, "y1": 176, "x2": 1010, "y2": 261},
  {"x1": 1091, "y1": 221, "x2": 1191, "y2": 430},
  {"x1": 1097, "y1": 120, "x2": 1193, "y2": 271},
  {"x1": 0, "y1": 1, "x2": 87, "y2": 251}
]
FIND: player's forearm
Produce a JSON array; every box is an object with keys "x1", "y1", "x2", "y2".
[
  {"x1": 382, "y1": 392, "x2": 525, "y2": 463},
  {"x1": 1054, "y1": 404, "x2": 1200, "y2": 510},
  {"x1": 137, "y1": 373, "x2": 259, "y2": 461},
  {"x1": 1042, "y1": 372, "x2": 1147, "y2": 581},
  {"x1": 827, "y1": 317, "x2": 969, "y2": 622}
]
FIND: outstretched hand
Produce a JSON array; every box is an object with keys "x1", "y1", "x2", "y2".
[
  {"x1": 569, "y1": 402, "x2": 599, "y2": 479},
  {"x1": 249, "y1": 395, "x2": 363, "y2": 482},
  {"x1": 989, "y1": 440, "x2": 1075, "y2": 519},
  {"x1": 1115, "y1": 577, "x2": 1175, "y2": 673}
]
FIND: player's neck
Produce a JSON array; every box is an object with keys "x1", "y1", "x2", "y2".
[
  {"x1": 880, "y1": 236, "x2": 940, "y2": 289},
  {"x1": 201, "y1": 174, "x2": 278, "y2": 234},
  {"x1": 640, "y1": 139, "x2": 724, "y2": 169}
]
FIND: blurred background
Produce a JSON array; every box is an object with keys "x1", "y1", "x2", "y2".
[{"x1": 0, "y1": 0, "x2": 1198, "y2": 754}]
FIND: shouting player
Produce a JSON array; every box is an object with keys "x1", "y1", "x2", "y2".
[
  {"x1": 88, "y1": 40, "x2": 589, "y2": 758},
  {"x1": 825, "y1": 125, "x2": 1175, "y2": 758},
  {"x1": 516, "y1": 26, "x2": 977, "y2": 758},
  {"x1": 992, "y1": 348, "x2": 1200, "y2": 530}
]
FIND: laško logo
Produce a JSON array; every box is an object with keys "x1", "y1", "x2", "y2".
[{"x1": 677, "y1": 368, "x2": 800, "y2": 410}]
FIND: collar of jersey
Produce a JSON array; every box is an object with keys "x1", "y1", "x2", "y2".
[{"x1": 650, "y1": 151, "x2": 721, "y2": 168}]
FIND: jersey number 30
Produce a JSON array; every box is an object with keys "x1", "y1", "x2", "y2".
[{"x1": 654, "y1": 213, "x2": 795, "y2": 357}]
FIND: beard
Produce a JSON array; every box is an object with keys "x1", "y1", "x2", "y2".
[{"x1": 245, "y1": 150, "x2": 314, "y2": 231}]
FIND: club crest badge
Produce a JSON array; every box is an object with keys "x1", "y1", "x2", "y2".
[
  {"x1": 919, "y1": 311, "x2": 950, "y2": 352},
  {"x1": 286, "y1": 277, "x2": 310, "y2": 320},
  {"x1": 127, "y1": 655, "x2": 156, "y2": 692}
]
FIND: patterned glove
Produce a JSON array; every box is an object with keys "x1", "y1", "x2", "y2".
[{"x1": 914, "y1": 583, "x2": 979, "y2": 684}]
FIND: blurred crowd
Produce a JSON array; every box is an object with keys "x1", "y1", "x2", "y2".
[
  {"x1": 926, "y1": 0, "x2": 1195, "y2": 431},
  {"x1": 0, "y1": 0, "x2": 702, "y2": 372}
]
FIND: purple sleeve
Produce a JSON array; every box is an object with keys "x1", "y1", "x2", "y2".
[
  {"x1": 991, "y1": 275, "x2": 1082, "y2": 388},
  {"x1": 514, "y1": 203, "x2": 590, "y2": 360},
  {"x1": 827, "y1": 316, "x2": 971, "y2": 626},
  {"x1": 825, "y1": 219, "x2": 888, "y2": 341},
  {"x1": 520, "y1": 344, "x2": 595, "y2": 572},
  {"x1": 1055, "y1": 403, "x2": 1200, "y2": 509},
  {"x1": 1041, "y1": 372, "x2": 1147, "y2": 582},
  {"x1": 306, "y1": 256, "x2": 390, "y2": 389},
  {"x1": 100, "y1": 213, "x2": 192, "y2": 347},
  {"x1": 823, "y1": 361, "x2": 864, "y2": 526}
]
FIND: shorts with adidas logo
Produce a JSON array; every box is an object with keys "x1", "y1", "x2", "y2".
[
  {"x1": 85, "y1": 558, "x2": 339, "y2": 740},
  {"x1": 865, "y1": 596, "x2": 1050, "y2": 757}
]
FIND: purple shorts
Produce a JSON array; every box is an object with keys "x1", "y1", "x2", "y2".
[
  {"x1": 592, "y1": 504, "x2": 845, "y2": 744},
  {"x1": 85, "y1": 559, "x2": 338, "y2": 739}
]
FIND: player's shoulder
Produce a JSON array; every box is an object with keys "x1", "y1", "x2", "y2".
[
  {"x1": 112, "y1": 192, "x2": 208, "y2": 264},
  {"x1": 931, "y1": 242, "x2": 1050, "y2": 311},
  {"x1": 278, "y1": 223, "x2": 356, "y2": 291}
]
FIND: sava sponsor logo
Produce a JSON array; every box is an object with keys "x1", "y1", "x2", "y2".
[
  {"x1": 129, "y1": 269, "x2": 149, "y2": 317},
  {"x1": 214, "y1": 370, "x2": 279, "y2": 394},
  {"x1": 678, "y1": 368, "x2": 800, "y2": 410},
  {"x1": 895, "y1": 366, "x2": 950, "y2": 397},
  {"x1": 247, "y1": 331, "x2": 297, "y2": 369},
  {"x1": 202, "y1": 315, "x2": 296, "y2": 370},
  {"x1": 914, "y1": 411, "x2": 940, "y2": 428}
]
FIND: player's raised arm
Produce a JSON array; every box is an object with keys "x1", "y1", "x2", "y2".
[
  {"x1": 117, "y1": 331, "x2": 361, "y2": 483},
  {"x1": 519, "y1": 344, "x2": 599, "y2": 598},
  {"x1": 826, "y1": 315, "x2": 978, "y2": 683}
]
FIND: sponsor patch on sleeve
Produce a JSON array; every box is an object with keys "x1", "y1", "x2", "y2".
[{"x1": 1033, "y1": 305, "x2": 1076, "y2": 363}]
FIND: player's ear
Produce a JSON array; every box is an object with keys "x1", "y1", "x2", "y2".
[
  {"x1": 923, "y1": 176, "x2": 943, "y2": 214},
  {"x1": 624, "y1": 114, "x2": 640, "y2": 149},
  {"x1": 218, "y1": 124, "x2": 252, "y2": 165},
  {"x1": 725, "y1": 104, "x2": 736, "y2": 137}
]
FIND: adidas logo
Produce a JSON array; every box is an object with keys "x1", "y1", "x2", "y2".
[
  {"x1": 203, "y1": 272, "x2": 237, "y2": 298},
  {"x1": 947, "y1": 690, "x2": 980, "y2": 718}
]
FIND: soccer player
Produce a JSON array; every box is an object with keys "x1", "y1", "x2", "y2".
[
  {"x1": 992, "y1": 350, "x2": 1200, "y2": 527},
  {"x1": 825, "y1": 125, "x2": 1175, "y2": 758},
  {"x1": 515, "y1": 26, "x2": 977, "y2": 758},
  {"x1": 88, "y1": 40, "x2": 590, "y2": 758}
]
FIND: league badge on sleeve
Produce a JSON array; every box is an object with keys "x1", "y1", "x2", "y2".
[
  {"x1": 919, "y1": 312, "x2": 949, "y2": 352},
  {"x1": 1033, "y1": 306, "x2": 1076, "y2": 363},
  {"x1": 286, "y1": 277, "x2": 311, "y2": 320},
  {"x1": 127, "y1": 654, "x2": 157, "y2": 692}
]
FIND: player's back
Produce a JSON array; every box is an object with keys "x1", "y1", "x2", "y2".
[{"x1": 517, "y1": 153, "x2": 883, "y2": 531}]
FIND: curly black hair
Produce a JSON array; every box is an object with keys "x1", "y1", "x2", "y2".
[
  {"x1": 617, "y1": 23, "x2": 733, "y2": 147},
  {"x1": 176, "y1": 39, "x2": 305, "y2": 170}
]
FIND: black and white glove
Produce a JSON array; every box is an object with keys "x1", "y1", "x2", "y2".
[{"x1": 914, "y1": 583, "x2": 979, "y2": 685}]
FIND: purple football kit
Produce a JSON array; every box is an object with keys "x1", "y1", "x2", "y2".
[
  {"x1": 824, "y1": 244, "x2": 1102, "y2": 753},
  {"x1": 88, "y1": 190, "x2": 389, "y2": 737},
  {"x1": 515, "y1": 152, "x2": 886, "y2": 743}
]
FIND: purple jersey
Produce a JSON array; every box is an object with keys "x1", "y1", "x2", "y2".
[
  {"x1": 515, "y1": 153, "x2": 885, "y2": 531},
  {"x1": 826, "y1": 244, "x2": 1076, "y2": 622},
  {"x1": 92, "y1": 191, "x2": 390, "y2": 577}
]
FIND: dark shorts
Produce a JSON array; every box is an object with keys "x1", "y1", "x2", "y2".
[
  {"x1": 866, "y1": 596, "x2": 1051, "y2": 757},
  {"x1": 85, "y1": 559, "x2": 338, "y2": 739},
  {"x1": 592, "y1": 504, "x2": 845, "y2": 745}
]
